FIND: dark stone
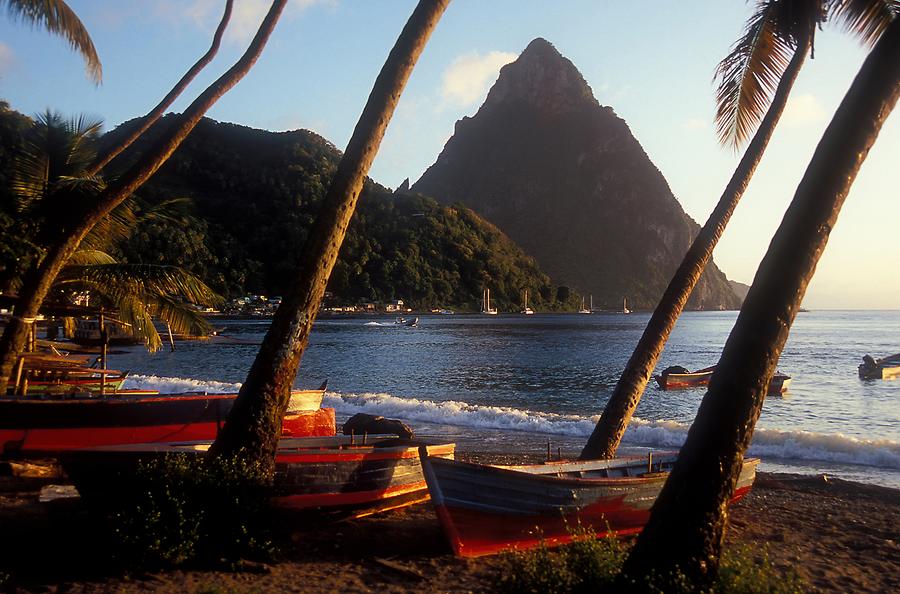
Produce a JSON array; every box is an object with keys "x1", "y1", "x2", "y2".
[{"x1": 342, "y1": 413, "x2": 414, "y2": 439}]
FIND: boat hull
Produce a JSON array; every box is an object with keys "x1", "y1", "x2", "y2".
[
  {"x1": 0, "y1": 389, "x2": 332, "y2": 456},
  {"x1": 656, "y1": 368, "x2": 791, "y2": 394},
  {"x1": 858, "y1": 355, "x2": 900, "y2": 380},
  {"x1": 61, "y1": 436, "x2": 455, "y2": 516},
  {"x1": 422, "y1": 453, "x2": 759, "y2": 558}
]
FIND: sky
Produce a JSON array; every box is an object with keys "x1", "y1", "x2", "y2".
[{"x1": 0, "y1": 0, "x2": 897, "y2": 309}]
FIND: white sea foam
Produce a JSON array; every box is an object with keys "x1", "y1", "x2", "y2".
[
  {"x1": 326, "y1": 391, "x2": 900, "y2": 471},
  {"x1": 120, "y1": 377, "x2": 900, "y2": 471},
  {"x1": 124, "y1": 374, "x2": 318, "y2": 412},
  {"x1": 125, "y1": 374, "x2": 242, "y2": 394}
]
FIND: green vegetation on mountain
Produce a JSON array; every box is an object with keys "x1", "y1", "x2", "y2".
[{"x1": 101, "y1": 116, "x2": 575, "y2": 312}]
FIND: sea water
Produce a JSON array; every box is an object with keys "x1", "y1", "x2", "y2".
[{"x1": 116, "y1": 311, "x2": 900, "y2": 489}]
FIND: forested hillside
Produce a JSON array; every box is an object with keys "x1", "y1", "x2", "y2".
[{"x1": 98, "y1": 115, "x2": 575, "y2": 312}]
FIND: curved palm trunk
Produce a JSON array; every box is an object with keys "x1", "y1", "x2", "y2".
[
  {"x1": 622, "y1": 19, "x2": 899, "y2": 587},
  {"x1": 0, "y1": 0, "x2": 286, "y2": 394},
  {"x1": 209, "y1": 0, "x2": 450, "y2": 471},
  {"x1": 86, "y1": 0, "x2": 234, "y2": 176},
  {"x1": 579, "y1": 39, "x2": 809, "y2": 460}
]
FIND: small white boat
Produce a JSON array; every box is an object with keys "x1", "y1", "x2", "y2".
[
  {"x1": 578, "y1": 295, "x2": 592, "y2": 314},
  {"x1": 520, "y1": 289, "x2": 534, "y2": 315},
  {"x1": 481, "y1": 288, "x2": 498, "y2": 315}
]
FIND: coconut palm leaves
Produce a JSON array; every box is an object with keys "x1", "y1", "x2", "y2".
[
  {"x1": 833, "y1": 0, "x2": 900, "y2": 46},
  {"x1": 714, "y1": 0, "x2": 821, "y2": 148},
  {"x1": 55, "y1": 260, "x2": 219, "y2": 351},
  {"x1": 7, "y1": 113, "x2": 221, "y2": 351},
  {"x1": 1, "y1": 0, "x2": 101, "y2": 83},
  {"x1": 716, "y1": 0, "x2": 897, "y2": 149}
]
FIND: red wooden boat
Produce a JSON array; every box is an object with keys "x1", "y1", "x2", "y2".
[
  {"x1": 420, "y1": 451, "x2": 759, "y2": 557},
  {"x1": 0, "y1": 383, "x2": 333, "y2": 457},
  {"x1": 655, "y1": 365, "x2": 792, "y2": 394},
  {"x1": 61, "y1": 436, "x2": 456, "y2": 517},
  {"x1": 10, "y1": 352, "x2": 129, "y2": 396}
]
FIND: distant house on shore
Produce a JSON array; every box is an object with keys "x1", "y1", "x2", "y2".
[{"x1": 386, "y1": 299, "x2": 405, "y2": 313}]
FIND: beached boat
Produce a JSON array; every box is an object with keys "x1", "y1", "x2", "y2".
[
  {"x1": 655, "y1": 365, "x2": 792, "y2": 394},
  {"x1": 61, "y1": 436, "x2": 456, "y2": 517},
  {"x1": 8, "y1": 352, "x2": 129, "y2": 396},
  {"x1": 420, "y1": 451, "x2": 759, "y2": 557},
  {"x1": 858, "y1": 353, "x2": 900, "y2": 380},
  {"x1": 0, "y1": 382, "x2": 333, "y2": 456}
]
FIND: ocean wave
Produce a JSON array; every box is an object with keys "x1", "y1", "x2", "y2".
[
  {"x1": 125, "y1": 374, "x2": 242, "y2": 394},
  {"x1": 119, "y1": 377, "x2": 900, "y2": 471},
  {"x1": 124, "y1": 374, "x2": 318, "y2": 412},
  {"x1": 326, "y1": 391, "x2": 900, "y2": 470}
]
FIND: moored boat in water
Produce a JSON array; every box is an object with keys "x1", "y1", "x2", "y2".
[
  {"x1": 420, "y1": 451, "x2": 759, "y2": 557},
  {"x1": 858, "y1": 353, "x2": 900, "y2": 380},
  {"x1": 655, "y1": 365, "x2": 792, "y2": 394},
  {"x1": 0, "y1": 382, "x2": 333, "y2": 456},
  {"x1": 61, "y1": 435, "x2": 456, "y2": 517}
]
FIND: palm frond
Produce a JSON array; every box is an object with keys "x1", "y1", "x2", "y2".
[
  {"x1": 67, "y1": 249, "x2": 116, "y2": 266},
  {"x1": 149, "y1": 293, "x2": 214, "y2": 338},
  {"x1": 57, "y1": 263, "x2": 222, "y2": 307},
  {"x1": 3, "y1": 0, "x2": 102, "y2": 83},
  {"x1": 714, "y1": 1, "x2": 801, "y2": 148},
  {"x1": 137, "y1": 197, "x2": 194, "y2": 227},
  {"x1": 81, "y1": 196, "x2": 139, "y2": 251},
  {"x1": 116, "y1": 295, "x2": 162, "y2": 352},
  {"x1": 830, "y1": 0, "x2": 899, "y2": 47},
  {"x1": 13, "y1": 111, "x2": 103, "y2": 209}
]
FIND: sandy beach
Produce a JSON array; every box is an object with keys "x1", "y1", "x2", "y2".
[{"x1": 1, "y1": 457, "x2": 898, "y2": 593}]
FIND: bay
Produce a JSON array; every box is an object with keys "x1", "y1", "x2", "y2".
[{"x1": 117, "y1": 310, "x2": 900, "y2": 489}]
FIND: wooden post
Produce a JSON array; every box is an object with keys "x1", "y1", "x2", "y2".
[
  {"x1": 166, "y1": 322, "x2": 176, "y2": 352},
  {"x1": 99, "y1": 311, "x2": 108, "y2": 396},
  {"x1": 12, "y1": 356, "x2": 24, "y2": 397}
]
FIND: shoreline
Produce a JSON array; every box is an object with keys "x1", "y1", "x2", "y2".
[{"x1": 2, "y1": 458, "x2": 898, "y2": 593}]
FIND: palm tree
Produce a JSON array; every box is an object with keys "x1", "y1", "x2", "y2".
[
  {"x1": 55, "y1": 252, "x2": 220, "y2": 352},
  {"x1": 4, "y1": 112, "x2": 220, "y2": 355},
  {"x1": 208, "y1": 0, "x2": 450, "y2": 472},
  {"x1": 2, "y1": 0, "x2": 101, "y2": 83},
  {"x1": 0, "y1": 0, "x2": 287, "y2": 394},
  {"x1": 622, "y1": 16, "x2": 899, "y2": 588},
  {"x1": 86, "y1": 0, "x2": 234, "y2": 175},
  {"x1": 580, "y1": 0, "x2": 897, "y2": 460}
]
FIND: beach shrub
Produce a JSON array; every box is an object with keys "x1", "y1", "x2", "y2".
[
  {"x1": 496, "y1": 528, "x2": 627, "y2": 593},
  {"x1": 494, "y1": 531, "x2": 807, "y2": 593},
  {"x1": 111, "y1": 453, "x2": 275, "y2": 567}
]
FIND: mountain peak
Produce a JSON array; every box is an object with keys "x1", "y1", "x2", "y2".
[
  {"x1": 483, "y1": 38, "x2": 597, "y2": 114},
  {"x1": 520, "y1": 37, "x2": 560, "y2": 59},
  {"x1": 413, "y1": 38, "x2": 741, "y2": 311}
]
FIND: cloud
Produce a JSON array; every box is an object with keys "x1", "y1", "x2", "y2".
[
  {"x1": 157, "y1": 0, "x2": 330, "y2": 43},
  {"x1": 781, "y1": 94, "x2": 827, "y2": 128},
  {"x1": 0, "y1": 43, "x2": 13, "y2": 76},
  {"x1": 440, "y1": 51, "x2": 517, "y2": 108},
  {"x1": 681, "y1": 117, "x2": 707, "y2": 131}
]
